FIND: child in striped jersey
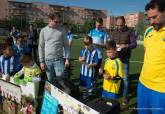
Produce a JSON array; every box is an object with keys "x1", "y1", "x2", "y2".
[
  {"x1": 0, "y1": 44, "x2": 20, "y2": 82},
  {"x1": 79, "y1": 36, "x2": 98, "y2": 97}
]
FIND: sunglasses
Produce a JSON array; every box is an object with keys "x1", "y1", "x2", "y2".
[
  {"x1": 54, "y1": 20, "x2": 60, "y2": 24},
  {"x1": 147, "y1": 15, "x2": 158, "y2": 21}
]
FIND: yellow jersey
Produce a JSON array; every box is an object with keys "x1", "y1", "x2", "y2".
[
  {"x1": 140, "y1": 26, "x2": 165, "y2": 93},
  {"x1": 103, "y1": 58, "x2": 124, "y2": 94}
]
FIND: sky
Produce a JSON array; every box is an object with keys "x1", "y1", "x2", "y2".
[{"x1": 17, "y1": 0, "x2": 149, "y2": 16}]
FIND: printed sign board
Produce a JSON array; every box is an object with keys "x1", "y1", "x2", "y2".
[
  {"x1": 0, "y1": 79, "x2": 38, "y2": 114},
  {"x1": 41, "y1": 91, "x2": 59, "y2": 114},
  {"x1": 0, "y1": 79, "x2": 21, "y2": 104},
  {"x1": 41, "y1": 82, "x2": 99, "y2": 114}
]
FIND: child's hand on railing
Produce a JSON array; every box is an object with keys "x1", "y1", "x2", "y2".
[
  {"x1": 6, "y1": 75, "x2": 10, "y2": 82},
  {"x1": 32, "y1": 77, "x2": 41, "y2": 82}
]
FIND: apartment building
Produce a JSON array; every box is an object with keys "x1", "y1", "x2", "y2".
[
  {"x1": 124, "y1": 12, "x2": 145, "y2": 27},
  {"x1": 0, "y1": 0, "x2": 107, "y2": 26},
  {"x1": 106, "y1": 16, "x2": 115, "y2": 30}
]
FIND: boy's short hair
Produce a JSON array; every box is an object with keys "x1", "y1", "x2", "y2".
[
  {"x1": 3, "y1": 43, "x2": 13, "y2": 50},
  {"x1": 84, "y1": 36, "x2": 93, "y2": 44},
  {"x1": 105, "y1": 40, "x2": 116, "y2": 50},
  {"x1": 145, "y1": 0, "x2": 165, "y2": 12},
  {"x1": 19, "y1": 53, "x2": 33, "y2": 64},
  {"x1": 17, "y1": 35, "x2": 24, "y2": 39},
  {"x1": 4, "y1": 37, "x2": 13, "y2": 46},
  {"x1": 3, "y1": 44, "x2": 13, "y2": 56},
  {"x1": 48, "y1": 13, "x2": 60, "y2": 20},
  {"x1": 96, "y1": 17, "x2": 103, "y2": 24}
]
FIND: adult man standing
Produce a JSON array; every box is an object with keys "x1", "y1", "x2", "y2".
[
  {"x1": 111, "y1": 16, "x2": 137, "y2": 105},
  {"x1": 138, "y1": 0, "x2": 165, "y2": 114},
  {"x1": 88, "y1": 17, "x2": 108, "y2": 84},
  {"x1": 27, "y1": 24, "x2": 38, "y2": 62},
  {"x1": 38, "y1": 13, "x2": 70, "y2": 85}
]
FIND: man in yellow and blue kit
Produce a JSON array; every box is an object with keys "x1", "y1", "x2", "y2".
[{"x1": 138, "y1": 0, "x2": 165, "y2": 114}]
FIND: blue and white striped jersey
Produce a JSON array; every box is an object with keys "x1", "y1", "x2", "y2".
[
  {"x1": 63, "y1": 31, "x2": 73, "y2": 58},
  {"x1": 79, "y1": 47, "x2": 98, "y2": 77},
  {"x1": 88, "y1": 28, "x2": 107, "y2": 46},
  {"x1": 67, "y1": 31, "x2": 73, "y2": 43},
  {"x1": 14, "y1": 43, "x2": 30, "y2": 59},
  {"x1": 0, "y1": 55, "x2": 20, "y2": 78}
]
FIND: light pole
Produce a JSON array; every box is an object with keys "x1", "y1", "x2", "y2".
[
  {"x1": 109, "y1": 11, "x2": 115, "y2": 33},
  {"x1": 20, "y1": 15, "x2": 22, "y2": 30},
  {"x1": 61, "y1": 7, "x2": 65, "y2": 23}
]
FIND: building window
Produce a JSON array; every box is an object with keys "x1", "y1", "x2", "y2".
[{"x1": 9, "y1": 9, "x2": 13, "y2": 13}]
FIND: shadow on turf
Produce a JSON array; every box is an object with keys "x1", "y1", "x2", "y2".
[
  {"x1": 128, "y1": 73, "x2": 140, "y2": 99},
  {"x1": 120, "y1": 73, "x2": 139, "y2": 114},
  {"x1": 120, "y1": 102, "x2": 137, "y2": 114}
]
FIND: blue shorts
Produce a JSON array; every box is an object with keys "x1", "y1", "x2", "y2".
[
  {"x1": 79, "y1": 75, "x2": 94, "y2": 89},
  {"x1": 102, "y1": 90, "x2": 118, "y2": 100},
  {"x1": 138, "y1": 82, "x2": 165, "y2": 114}
]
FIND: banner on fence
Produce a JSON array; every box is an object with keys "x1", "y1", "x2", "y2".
[
  {"x1": 0, "y1": 79, "x2": 38, "y2": 114},
  {"x1": 41, "y1": 91, "x2": 59, "y2": 114},
  {"x1": 0, "y1": 79, "x2": 21, "y2": 104}
]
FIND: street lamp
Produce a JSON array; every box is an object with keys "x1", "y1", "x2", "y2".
[
  {"x1": 61, "y1": 7, "x2": 65, "y2": 23},
  {"x1": 109, "y1": 11, "x2": 115, "y2": 33}
]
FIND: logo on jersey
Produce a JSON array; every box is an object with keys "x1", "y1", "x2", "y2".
[
  {"x1": 163, "y1": 37, "x2": 165, "y2": 42},
  {"x1": 99, "y1": 34, "x2": 103, "y2": 37},
  {"x1": 111, "y1": 64, "x2": 116, "y2": 70}
]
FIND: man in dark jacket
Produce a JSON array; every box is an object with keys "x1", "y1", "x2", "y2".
[
  {"x1": 27, "y1": 24, "x2": 39, "y2": 62},
  {"x1": 111, "y1": 16, "x2": 137, "y2": 105}
]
